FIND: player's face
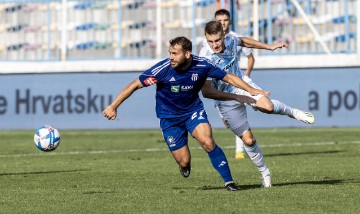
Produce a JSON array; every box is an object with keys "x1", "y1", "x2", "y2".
[
  {"x1": 215, "y1": 14, "x2": 231, "y2": 34},
  {"x1": 205, "y1": 32, "x2": 225, "y2": 54},
  {"x1": 169, "y1": 44, "x2": 191, "y2": 69}
]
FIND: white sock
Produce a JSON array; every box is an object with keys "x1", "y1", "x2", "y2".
[
  {"x1": 244, "y1": 141, "x2": 268, "y2": 173},
  {"x1": 235, "y1": 136, "x2": 245, "y2": 153},
  {"x1": 271, "y1": 99, "x2": 293, "y2": 116}
]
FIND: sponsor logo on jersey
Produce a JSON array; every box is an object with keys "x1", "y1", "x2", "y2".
[
  {"x1": 191, "y1": 73, "x2": 198, "y2": 81},
  {"x1": 144, "y1": 77, "x2": 157, "y2": 86},
  {"x1": 169, "y1": 77, "x2": 176, "y2": 82},
  {"x1": 171, "y1": 85, "x2": 180, "y2": 92},
  {"x1": 167, "y1": 136, "x2": 176, "y2": 147},
  {"x1": 181, "y1": 85, "x2": 193, "y2": 91}
]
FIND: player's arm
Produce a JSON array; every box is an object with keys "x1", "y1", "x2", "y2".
[
  {"x1": 103, "y1": 78, "x2": 144, "y2": 120},
  {"x1": 245, "y1": 53, "x2": 255, "y2": 77},
  {"x1": 239, "y1": 37, "x2": 288, "y2": 51},
  {"x1": 201, "y1": 80, "x2": 256, "y2": 104},
  {"x1": 222, "y1": 73, "x2": 270, "y2": 96}
]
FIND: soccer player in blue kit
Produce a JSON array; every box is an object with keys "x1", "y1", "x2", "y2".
[{"x1": 103, "y1": 36, "x2": 269, "y2": 191}]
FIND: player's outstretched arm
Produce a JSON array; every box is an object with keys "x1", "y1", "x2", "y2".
[
  {"x1": 201, "y1": 80, "x2": 256, "y2": 104},
  {"x1": 103, "y1": 78, "x2": 144, "y2": 120},
  {"x1": 239, "y1": 37, "x2": 288, "y2": 51},
  {"x1": 222, "y1": 73, "x2": 270, "y2": 96}
]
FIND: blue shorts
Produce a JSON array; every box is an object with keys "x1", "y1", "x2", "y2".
[{"x1": 160, "y1": 109, "x2": 209, "y2": 151}]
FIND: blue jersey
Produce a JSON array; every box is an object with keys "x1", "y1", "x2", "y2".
[{"x1": 138, "y1": 55, "x2": 227, "y2": 118}]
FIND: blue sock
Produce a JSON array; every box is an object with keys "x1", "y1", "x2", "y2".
[
  {"x1": 208, "y1": 145, "x2": 233, "y2": 183},
  {"x1": 271, "y1": 99, "x2": 293, "y2": 116}
]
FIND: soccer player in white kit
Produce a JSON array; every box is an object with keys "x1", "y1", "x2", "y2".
[
  {"x1": 199, "y1": 20, "x2": 314, "y2": 188},
  {"x1": 204, "y1": 9, "x2": 315, "y2": 161}
]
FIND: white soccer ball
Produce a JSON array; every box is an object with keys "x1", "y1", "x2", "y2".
[{"x1": 34, "y1": 125, "x2": 61, "y2": 152}]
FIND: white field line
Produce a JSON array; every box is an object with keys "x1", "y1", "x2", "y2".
[{"x1": 1, "y1": 141, "x2": 360, "y2": 158}]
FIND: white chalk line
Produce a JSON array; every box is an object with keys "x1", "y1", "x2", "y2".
[{"x1": 1, "y1": 141, "x2": 360, "y2": 158}]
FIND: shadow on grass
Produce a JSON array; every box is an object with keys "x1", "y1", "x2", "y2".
[
  {"x1": 173, "y1": 179, "x2": 356, "y2": 191},
  {"x1": 265, "y1": 150, "x2": 342, "y2": 157},
  {"x1": 0, "y1": 169, "x2": 90, "y2": 176}
]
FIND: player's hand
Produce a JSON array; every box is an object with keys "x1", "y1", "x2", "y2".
[
  {"x1": 235, "y1": 95, "x2": 256, "y2": 104},
  {"x1": 269, "y1": 42, "x2": 288, "y2": 50},
  {"x1": 250, "y1": 89, "x2": 270, "y2": 97},
  {"x1": 103, "y1": 105, "x2": 117, "y2": 120}
]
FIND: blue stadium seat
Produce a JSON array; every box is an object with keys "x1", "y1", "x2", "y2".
[
  {"x1": 74, "y1": 2, "x2": 91, "y2": 10},
  {"x1": 335, "y1": 32, "x2": 356, "y2": 42},
  {"x1": 76, "y1": 41, "x2": 96, "y2": 50},
  {"x1": 332, "y1": 15, "x2": 357, "y2": 24},
  {"x1": 197, "y1": 0, "x2": 216, "y2": 7},
  {"x1": 75, "y1": 23, "x2": 97, "y2": 31}
]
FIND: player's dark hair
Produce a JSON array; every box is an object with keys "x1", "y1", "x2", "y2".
[
  {"x1": 215, "y1": 9, "x2": 231, "y2": 19},
  {"x1": 204, "y1": 20, "x2": 224, "y2": 36},
  {"x1": 169, "y1": 36, "x2": 192, "y2": 52}
]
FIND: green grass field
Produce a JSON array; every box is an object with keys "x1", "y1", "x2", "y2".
[{"x1": 1, "y1": 128, "x2": 360, "y2": 213}]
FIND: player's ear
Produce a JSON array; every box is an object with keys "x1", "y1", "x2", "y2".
[{"x1": 185, "y1": 51, "x2": 191, "y2": 59}]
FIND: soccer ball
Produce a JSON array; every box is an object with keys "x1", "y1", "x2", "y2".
[{"x1": 34, "y1": 125, "x2": 61, "y2": 151}]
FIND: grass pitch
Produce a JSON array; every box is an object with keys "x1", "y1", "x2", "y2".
[{"x1": 1, "y1": 128, "x2": 360, "y2": 213}]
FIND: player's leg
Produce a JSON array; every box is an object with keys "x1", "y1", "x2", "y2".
[
  {"x1": 171, "y1": 146, "x2": 191, "y2": 178},
  {"x1": 188, "y1": 110, "x2": 237, "y2": 191},
  {"x1": 238, "y1": 127, "x2": 271, "y2": 187},
  {"x1": 240, "y1": 76, "x2": 315, "y2": 124},
  {"x1": 218, "y1": 104, "x2": 271, "y2": 187},
  {"x1": 255, "y1": 97, "x2": 315, "y2": 124},
  {"x1": 217, "y1": 107, "x2": 246, "y2": 160},
  {"x1": 160, "y1": 117, "x2": 191, "y2": 178}
]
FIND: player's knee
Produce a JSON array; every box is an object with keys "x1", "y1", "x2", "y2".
[
  {"x1": 256, "y1": 102, "x2": 274, "y2": 114},
  {"x1": 241, "y1": 136, "x2": 255, "y2": 147},
  {"x1": 199, "y1": 138, "x2": 216, "y2": 152},
  {"x1": 263, "y1": 102, "x2": 274, "y2": 113}
]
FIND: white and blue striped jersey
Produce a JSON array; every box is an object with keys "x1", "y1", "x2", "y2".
[
  {"x1": 138, "y1": 55, "x2": 227, "y2": 119},
  {"x1": 199, "y1": 33, "x2": 245, "y2": 95}
]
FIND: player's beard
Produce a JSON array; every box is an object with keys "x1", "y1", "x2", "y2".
[{"x1": 171, "y1": 57, "x2": 191, "y2": 71}]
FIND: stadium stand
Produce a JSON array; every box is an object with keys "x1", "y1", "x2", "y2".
[{"x1": 0, "y1": 0, "x2": 357, "y2": 64}]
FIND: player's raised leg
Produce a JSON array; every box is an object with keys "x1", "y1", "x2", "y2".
[{"x1": 255, "y1": 96, "x2": 315, "y2": 124}]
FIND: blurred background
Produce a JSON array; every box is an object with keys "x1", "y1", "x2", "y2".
[{"x1": 0, "y1": 0, "x2": 359, "y2": 130}]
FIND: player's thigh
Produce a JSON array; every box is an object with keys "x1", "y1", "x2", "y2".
[
  {"x1": 160, "y1": 118, "x2": 189, "y2": 152},
  {"x1": 217, "y1": 104, "x2": 248, "y2": 131},
  {"x1": 185, "y1": 110, "x2": 215, "y2": 152},
  {"x1": 191, "y1": 122, "x2": 215, "y2": 152}
]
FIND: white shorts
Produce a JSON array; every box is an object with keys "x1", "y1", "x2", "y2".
[
  {"x1": 216, "y1": 76, "x2": 262, "y2": 137},
  {"x1": 217, "y1": 104, "x2": 250, "y2": 137}
]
